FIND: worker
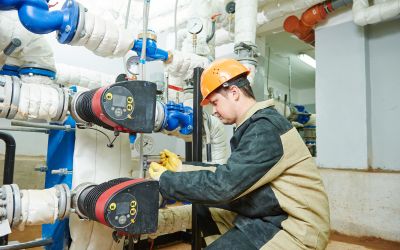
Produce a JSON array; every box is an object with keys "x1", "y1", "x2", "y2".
[{"x1": 149, "y1": 58, "x2": 330, "y2": 249}]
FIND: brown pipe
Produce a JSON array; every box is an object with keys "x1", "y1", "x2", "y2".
[{"x1": 283, "y1": 1, "x2": 334, "y2": 44}]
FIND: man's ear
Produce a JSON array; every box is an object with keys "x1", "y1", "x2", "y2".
[{"x1": 229, "y1": 85, "x2": 240, "y2": 101}]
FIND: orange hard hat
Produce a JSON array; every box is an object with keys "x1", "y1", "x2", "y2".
[{"x1": 200, "y1": 58, "x2": 249, "y2": 106}]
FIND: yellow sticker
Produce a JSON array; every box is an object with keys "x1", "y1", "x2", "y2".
[
  {"x1": 130, "y1": 200, "x2": 137, "y2": 207},
  {"x1": 127, "y1": 96, "x2": 133, "y2": 104},
  {"x1": 130, "y1": 208, "x2": 137, "y2": 215},
  {"x1": 109, "y1": 203, "x2": 116, "y2": 211},
  {"x1": 131, "y1": 219, "x2": 135, "y2": 224},
  {"x1": 106, "y1": 92, "x2": 113, "y2": 100}
]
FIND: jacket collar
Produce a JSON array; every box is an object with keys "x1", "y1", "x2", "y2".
[{"x1": 235, "y1": 99, "x2": 275, "y2": 130}]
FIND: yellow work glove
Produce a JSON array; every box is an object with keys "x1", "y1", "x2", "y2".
[
  {"x1": 159, "y1": 149, "x2": 182, "y2": 172},
  {"x1": 149, "y1": 162, "x2": 167, "y2": 181}
]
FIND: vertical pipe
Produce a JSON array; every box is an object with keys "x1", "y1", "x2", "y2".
[
  {"x1": 138, "y1": 0, "x2": 151, "y2": 178},
  {"x1": 0, "y1": 132, "x2": 15, "y2": 246},
  {"x1": 192, "y1": 67, "x2": 203, "y2": 250},
  {"x1": 288, "y1": 56, "x2": 292, "y2": 105},
  {"x1": 0, "y1": 132, "x2": 16, "y2": 185},
  {"x1": 185, "y1": 142, "x2": 192, "y2": 162}
]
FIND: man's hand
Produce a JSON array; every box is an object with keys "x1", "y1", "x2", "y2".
[
  {"x1": 149, "y1": 162, "x2": 167, "y2": 181},
  {"x1": 160, "y1": 149, "x2": 182, "y2": 172}
]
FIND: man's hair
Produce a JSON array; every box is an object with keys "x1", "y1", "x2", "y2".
[{"x1": 217, "y1": 74, "x2": 255, "y2": 100}]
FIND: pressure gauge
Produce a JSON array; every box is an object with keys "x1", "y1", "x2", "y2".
[
  {"x1": 134, "y1": 135, "x2": 155, "y2": 155},
  {"x1": 186, "y1": 17, "x2": 203, "y2": 34},
  {"x1": 125, "y1": 56, "x2": 140, "y2": 75}
]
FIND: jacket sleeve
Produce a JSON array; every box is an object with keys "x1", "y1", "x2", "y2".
[{"x1": 159, "y1": 118, "x2": 284, "y2": 204}]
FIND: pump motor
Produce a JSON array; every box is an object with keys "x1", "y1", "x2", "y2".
[{"x1": 71, "y1": 80, "x2": 157, "y2": 133}]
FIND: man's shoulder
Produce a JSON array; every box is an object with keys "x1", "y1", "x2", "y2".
[{"x1": 250, "y1": 107, "x2": 293, "y2": 135}]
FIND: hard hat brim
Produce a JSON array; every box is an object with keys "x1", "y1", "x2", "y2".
[{"x1": 200, "y1": 98, "x2": 210, "y2": 106}]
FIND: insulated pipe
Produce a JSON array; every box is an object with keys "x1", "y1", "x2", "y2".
[
  {"x1": 235, "y1": 0, "x2": 257, "y2": 45},
  {"x1": 257, "y1": 0, "x2": 325, "y2": 26},
  {"x1": 353, "y1": 0, "x2": 400, "y2": 26},
  {"x1": 0, "y1": 75, "x2": 69, "y2": 122},
  {"x1": 0, "y1": 132, "x2": 15, "y2": 185},
  {"x1": 0, "y1": 11, "x2": 56, "y2": 71},
  {"x1": 55, "y1": 63, "x2": 116, "y2": 89},
  {"x1": 0, "y1": 0, "x2": 79, "y2": 44}
]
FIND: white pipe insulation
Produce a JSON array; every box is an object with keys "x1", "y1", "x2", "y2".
[
  {"x1": 0, "y1": 75, "x2": 68, "y2": 122},
  {"x1": 17, "y1": 188, "x2": 60, "y2": 231},
  {"x1": 164, "y1": 51, "x2": 209, "y2": 102},
  {"x1": 353, "y1": 0, "x2": 400, "y2": 26},
  {"x1": 234, "y1": 0, "x2": 258, "y2": 45},
  {"x1": 257, "y1": 0, "x2": 325, "y2": 26},
  {"x1": 69, "y1": 8, "x2": 135, "y2": 58},
  {"x1": 56, "y1": 63, "x2": 117, "y2": 89},
  {"x1": 0, "y1": 11, "x2": 56, "y2": 71}
]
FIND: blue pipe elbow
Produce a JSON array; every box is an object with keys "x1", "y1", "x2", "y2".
[
  {"x1": 132, "y1": 38, "x2": 169, "y2": 62},
  {"x1": 0, "y1": 0, "x2": 79, "y2": 43},
  {"x1": 294, "y1": 105, "x2": 311, "y2": 124},
  {"x1": 163, "y1": 102, "x2": 193, "y2": 135},
  {"x1": 18, "y1": 4, "x2": 64, "y2": 34}
]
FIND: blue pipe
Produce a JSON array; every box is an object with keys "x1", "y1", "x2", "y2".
[
  {"x1": 132, "y1": 38, "x2": 169, "y2": 62},
  {"x1": 0, "y1": 64, "x2": 20, "y2": 76},
  {"x1": 163, "y1": 102, "x2": 193, "y2": 135},
  {"x1": 0, "y1": 0, "x2": 79, "y2": 43},
  {"x1": 294, "y1": 105, "x2": 311, "y2": 124}
]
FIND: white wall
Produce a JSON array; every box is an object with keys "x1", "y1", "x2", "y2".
[
  {"x1": 316, "y1": 21, "x2": 369, "y2": 169},
  {"x1": 367, "y1": 19, "x2": 400, "y2": 170},
  {"x1": 315, "y1": 17, "x2": 400, "y2": 242},
  {"x1": 321, "y1": 169, "x2": 400, "y2": 242}
]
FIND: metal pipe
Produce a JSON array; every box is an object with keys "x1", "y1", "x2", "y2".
[
  {"x1": 0, "y1": 132, "x2": 16, "y2": 185},
  {"x1": 192, "y1": 67, "x2": 203, "y2": 250},
  {"x1": 0, "y1": 132, "x2": 15, "y2": 246},
  {"x1": 288, "y1": 56, "x2": 292, "y2": 105},
  {"x1": 0, "y1": 238, "x2": 53, "y2": 250},
  {"x1": 0, "y1": 127, "x2": 49, "y2": 133},
  {"x1": 185, "y1": 142, "x2": 192, "y2": 161},
  {"x1": 11, "y1": 120, "x2": 75, "y2": 131}
]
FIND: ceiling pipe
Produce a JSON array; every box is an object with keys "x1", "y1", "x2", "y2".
[
  {"x1": 353, "y1": 0, "x2": 400, "y2": 26},
  {"x1": 257, "y1": 0, "x2": 325, "y2": 26},
  {"x1": 283, "y1": 0, "x2": 353, "y2": 45}
]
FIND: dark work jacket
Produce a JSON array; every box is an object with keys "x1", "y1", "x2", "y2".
[{"x1": 159, "y1": 100, "x2": 330, "y2": 249}]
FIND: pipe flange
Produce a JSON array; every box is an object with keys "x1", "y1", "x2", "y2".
[
  {"x1": 63, "y1": 184, "x2": 71, "y2": 219},
  {"x1": 10, "y1": 184, "x2": 21, "y2": 227},
  {"x1": 71, "y1": 182, "x2": 95, "y2": 219},
  {"x1": 0, "y1": 75, "x2": 13, "y2": 118},
  {"x1": 234, "y1": 42, "x2": 259, "y2": 64},
  {"x1": 153, "y1": 101, "x2": 165, "y2": 132},
  {"x1": 138, "y1": 31, "x2": 157, "y2": 41},
  {"x1": 7, "y1": 76, "x2": 21, "y2": 119},
  {"x1": 55, "y1": 185, "x2": 66, "y2": 220},
  {"x1": 2, "y1": 185, "x2": 14, "y2": 226},
  {"x1": 52, "y1": 87, "x2": 69, "y2": 122},
  {"x1": 57, "y1": 0, "x2": 80, "y2": 44},
  {"x1": 55, "y1": 184, "x2": 71, "y2": 220},
  {"x1": 69, "y1": 2, "x2": 86, "y2": 45}
]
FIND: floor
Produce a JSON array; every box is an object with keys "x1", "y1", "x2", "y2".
[{"x1": 8, "y1": 227, "x2": 400, "y2": 250}]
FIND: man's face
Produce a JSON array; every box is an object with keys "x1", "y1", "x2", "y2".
[{"x1": 207, "y1": 89, "x2": 237, "y2": 125}]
